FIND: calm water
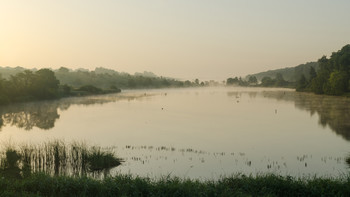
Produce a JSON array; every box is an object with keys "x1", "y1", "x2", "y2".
[{"x1": 0, "y1": 87, "x2": 350, "y2": 179}]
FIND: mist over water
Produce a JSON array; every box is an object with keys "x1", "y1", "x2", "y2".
[{"x1": 0, "y1": 87, "x2": 349, "y2": 179}]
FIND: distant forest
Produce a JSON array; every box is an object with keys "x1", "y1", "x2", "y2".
[
  {"x1": 0, "y1": 67, "x2": 203, "y2": 105},
  {"x1": 0, "y1": 67, "x2": 198, "y2": 89},
  {"x1": 246, "y1": 62, "x2": 319, "y2": 82},
  {"x1": 226, "y1": 60, "x2": 320, "y2": 88},
  {"x1": 227, "y1": 44, "x2": 350, "y2": 96}
]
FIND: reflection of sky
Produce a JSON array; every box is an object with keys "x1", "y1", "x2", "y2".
[{"x1": 0, "y1": 87, "x2": 349, "y2": 179}]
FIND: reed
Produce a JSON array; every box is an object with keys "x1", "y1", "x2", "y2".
[{"x1": 0, "y1": 140, "x2": 122, "y2": 179}]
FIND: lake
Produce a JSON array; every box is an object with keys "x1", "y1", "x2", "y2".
[{"x1": 0, "y1": 87, "x2": 350, "y2": 179}]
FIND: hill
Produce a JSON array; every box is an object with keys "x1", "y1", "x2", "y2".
[{"x1": 246, "y1": 62, "x2": 319, "y2": 82}]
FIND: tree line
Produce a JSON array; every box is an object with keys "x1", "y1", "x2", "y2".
[
  {"x1": 226, "y1": 73, "x2": 293, "y2": 88},
  {"x1": 0, "y1": 67, "x2": 206, "y2": 105},
  {"x1": 227, "y1": 44, "x2": 350, "y2": 96},
  {"x1": 246, "y1": 62, "x2": 319, "y2": 82},
  {"x1": 54, "y1": 67, "x2": 187, "y2": 89},
  {"x1": 0, "y1": 69, "x2": 60, "y2": 105},
  {"x1": 296, "y1": 44, "x2": 350, "y2": 95}
]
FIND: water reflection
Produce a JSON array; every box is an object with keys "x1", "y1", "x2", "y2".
[
  {"x1": 1, "y1": 88, "x2": 349, "y2": 178},
  {"x1": 226, "y1": 90, "x2": 350, "y2": 141},
  {"x1": 263, "y1": 91, "x2": 350, "y2": 141},
  {"x1": 118, "y1": 144, "x2": 344, "y2": 175},
  {"x1": 0, "y1": 102, "x2": 60, "y2": 130},
  {"x1": 0, "y1": 93, "x2": 154, "y2": 131},
  {"x1": 346, "y1": 155, "x2": 350, "y2": 168},
  {"x1": 2, "y1": 89, "x2": 350, "y2": 141}
]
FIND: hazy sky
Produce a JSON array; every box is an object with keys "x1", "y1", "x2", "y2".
[{"x1": 1, "y1": 0, "x2": 350, "y2": 80}]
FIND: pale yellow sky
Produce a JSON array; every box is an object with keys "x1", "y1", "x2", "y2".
[{"x1": 1, "y1": 0, "x2": 350, "y2": 80}]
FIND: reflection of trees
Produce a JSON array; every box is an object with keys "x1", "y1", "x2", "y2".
[
  {"x1": 0, "y1": 102, "x2": 60, "y2": 130},
  {"x1": 0, "y1": 117, "x2": 3, "y2": 129},
  {"x1": 346, "y1": 155, "x2": 350, "y2": 169},
  {"x1": 226, "y1": 91, "x2": 257, "y2": 99},
  {"x1": 294, "y1": 94, "x2": 350, "y2": 141},
  {"x1": 261, "y1": 91, "x2": 350, "y2": 141},
  {"x1": 227, "y1": 91, "x2": 242, "y2": 98},
  {"x1": 0, "y1": 93, "x2": 152, "y2": 131}
]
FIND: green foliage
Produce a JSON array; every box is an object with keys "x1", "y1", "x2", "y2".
[
  {"x1": 34, "y1": 69, "x2": 60, "y2": 99},
  {"x1": 0, "y1": 173, "x2": 349, "y2": 196},
  {"x1": 226, "y1": 77, "x2": 249, "y2": 86},
  {"x1": 260, "y1": 73, "x2": 290, "y2": 87},
  {"x1": 310, "y1": 70, "x2": 328, "y2": 94},
  {"x1": 261, "y1": 76, "x2": 275, "y2": 86},
  {"x1": 0, "y1": 75, "x2": 10, "y2": 104},
  {"x1": 0, "y1": 149, "x2": 22, "y2": 179},
  {"x1": 59, "y1": 84, "x2": 72, "y2": 96},
  {"x1": 227, "y1": 73, "x2": 292, "y2": 87},
  {"x1": 248, "y1": 75, "x2": 258, "y2": 84},
  {"x1": 54, "y1": 67, "x2": 186, "y2": 89},
  {"x1": 0, "y1": 141, "x2": 122, "y2": 178},
  {"x1": 247, "y1": 62, "x2": 319, "y2": 82},
  {"x1": 306, "y1": 44, "x2": 350, "y2": 95},
  {"x1": 0, "y1": 66, "x2": 199, "y2": 106},
  {"x1": 294, "y1": 44, "x2": 350, "y2": 94},
  {"x1": 109, "y1": 85, "x2": 120, "y2": 91},
  {"x1": 309, "y1": 66, "x2": 317, "y2": 81},
  {"x1": 296, "y1": 74, "x2": 307, "y2": 91},
  {"x1": 78, "y1": 85, "x2": 103, "y2": 94},
  {"x1": 274, "y1": 73, "x2": 288, "y2": 87},
  {"x1": 326, "y1": 71, "x2": 348, "y2": 95},
  {"x1": 0, "y1": 66, "x2": 28, "y2": 79},
  {"x1": 0, "y1": 69, "x2": 61, "y2": 104},
  {"x1": 86, "y1": 147, "x2": 121, "y2": 172},
  {"x1": 226, "y1": 77, "x2": 239, "y2": 85}
]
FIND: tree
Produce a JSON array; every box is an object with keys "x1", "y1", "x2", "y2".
[
  {"x1": 309, "y1": 66, "x2": 317, "y2": 81},
  {"x1": 7, "y1": 70, "x2": 36, "y2": 100},
  {"x1": 161, "y1": 79, "x2": 170, "y2": 86},
  {"x1": 326, "y1": 71, "x2": 348, "y2": 95},
  {"x1": 33, "y1": 69, "x2": 60, "y2": 99},
  {"x1": 127, "y1": 79, "x2": 136, "y2": 88},
  {"x1": 311, "y1": 70, "x2": 329, "y2": 94},
  {"x1": 248, "y1": 76, "x2": 257, "y2": 84},
  {"x1": 296, "y1": 74, "x2": 307, "y2": 91},
  {"x1": 226, "y1": 78, "x2": 234, "y2": 85},
  {"x1": 78, "y1": 85, "x2": 102, "y2": 93},
  {"x1": 184, "y1": 80, "x2": 192, "y2": 86},
  {"x1": 308, "y1": 45, "x2": 350, "y2": 95},
  {"x1": 261, "y1": 77, "x2": 275, "y2": 86},
  {"x1": 226, "y1": 77, "x2": 239, "y2": 85},
  {"x1": 275, "y1": 73, "x2": 287, "y2": 86},
  {"x1": 318, "y1": 55, "x2": 331, "y2": 72},
  {"x1": 57, "y1": 67, "x2": 70, "y2": 73},
  {"x1": 0, "y1": 75, "x2": 10, "y2": 104},
  {"x1": 194, "y1": 79, "x2": 199, "y2": 85}
]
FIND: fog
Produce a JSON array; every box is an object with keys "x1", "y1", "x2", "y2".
[{"x1": 1, "y1": 1, "x2": 350, "y2": 80}]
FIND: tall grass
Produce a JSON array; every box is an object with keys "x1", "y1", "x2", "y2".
[
  {"x1": 0, "y1": 173, "x2": 349, "y2": 196},
  {"x1": 0, "y1": 140, "x2": 122, "y2": 179}
]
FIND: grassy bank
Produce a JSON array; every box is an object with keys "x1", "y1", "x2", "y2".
[
  {"x1": 0, "y1": 141, "x2": 349, "y2": 196},
  {"x1": 0, "y1": 173, "x2": 349, "y2": 196}
]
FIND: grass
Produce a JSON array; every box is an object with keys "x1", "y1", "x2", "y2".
[
  {"x1": 0, "y1": 173, "x2": 349, "y2": 196},
  {"x1": 0, "y1": 141, "x2": 349, "y2": 196},
  {"x1": 0, "y1": 140, "x2": 122, "y2": 178}
]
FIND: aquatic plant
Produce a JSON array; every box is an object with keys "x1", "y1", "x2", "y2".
[{"x1": 0, "y1": 140, "x2": 123, "y2": 178}]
